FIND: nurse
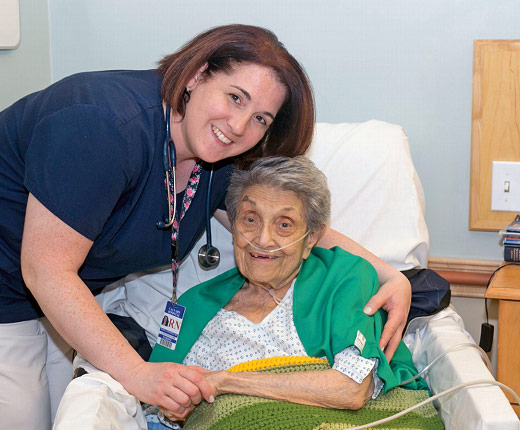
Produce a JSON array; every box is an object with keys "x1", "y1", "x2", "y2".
[{"x1": 0, "y1": 24, "x2": 411, "y2": 429}]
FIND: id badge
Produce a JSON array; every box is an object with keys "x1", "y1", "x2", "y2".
[{"x1": 156, "y1": 301, "x2": 186, "y2": 351}]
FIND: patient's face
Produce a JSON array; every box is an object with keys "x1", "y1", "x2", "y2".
[{"x1": 232, "y1": 185, "x2": 314, "y2": 290}]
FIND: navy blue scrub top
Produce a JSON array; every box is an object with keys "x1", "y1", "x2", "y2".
[{"x1": 0, "y1": 69, "x2": 233, "y2": 323}]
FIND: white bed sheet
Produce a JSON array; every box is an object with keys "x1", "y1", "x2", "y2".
[{"x1": 403, "y1": 305, "x2": 519, "y2": 430}]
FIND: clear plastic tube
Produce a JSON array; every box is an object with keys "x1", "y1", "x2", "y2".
[
  {"x1": 400, "y1": 342, "x2": 492, "y2": 386},
  {"x1": 234, "y1": 229, "x2": 310, "y2": 253},
  {"x1": 344, "y1": 379, "x2": 520, "y2": 430}
]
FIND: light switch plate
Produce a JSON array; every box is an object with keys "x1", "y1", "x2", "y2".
[
  {"x1": 491, "y1": 161, "x2": 520, "y2": 211},
  {"x1": 0, "y1": 0, "x2": 20, "y2": 50}
]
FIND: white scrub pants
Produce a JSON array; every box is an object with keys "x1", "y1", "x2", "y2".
[{"x1": 0, "y1": 317, "x2": 74, "y2": 430}]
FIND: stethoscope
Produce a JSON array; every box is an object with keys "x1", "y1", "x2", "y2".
[{"x1": 156, "y1": 105, "x2": 220, "y2": 270}]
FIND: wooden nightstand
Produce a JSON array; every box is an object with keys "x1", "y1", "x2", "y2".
[{"x1": 485, "y1": 264, "x2": 520, "y2": 418}]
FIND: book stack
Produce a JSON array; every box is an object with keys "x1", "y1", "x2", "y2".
[{"x1": 499, "y1": 215, "x2": 520, "y2": 262}]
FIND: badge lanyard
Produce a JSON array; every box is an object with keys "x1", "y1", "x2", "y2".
[
  {"x1": 156, "y1": 158, "x2": 202, "y2": 352},
  {"x1": 168, "y1": 161, "x2": 202, "y2": 303}
]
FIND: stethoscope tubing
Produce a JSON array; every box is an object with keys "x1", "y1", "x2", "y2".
[
  {"x1": 159, "y1": 105, "x2": 176, "y2": 229},
  {"x1": 205, "y1": 166, "x2": 214, "y2": 248},
  {"x1": 158, "y1": 104, "x2": 218, "y2": 268}
]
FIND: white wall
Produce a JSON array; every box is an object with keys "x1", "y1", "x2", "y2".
[{"x1": 46, "y1": 0, "x2": 520, "y2": 261}]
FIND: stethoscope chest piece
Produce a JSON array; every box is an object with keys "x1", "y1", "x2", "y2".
[{"x1": 198, "y1": 244, "x2": 220, "y2": 270}]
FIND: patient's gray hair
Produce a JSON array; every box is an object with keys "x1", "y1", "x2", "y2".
[{"x1": 225, "y1": 156, "x2": 331, "y2": 232}]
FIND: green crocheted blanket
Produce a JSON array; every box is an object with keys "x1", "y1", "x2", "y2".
[{"x1": 180, "y1": 357, "x2": 444, "y2": 430}]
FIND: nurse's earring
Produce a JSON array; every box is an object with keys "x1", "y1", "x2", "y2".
[{"x1": 184, "y1": 86, "x2": 192, "y2": 103}]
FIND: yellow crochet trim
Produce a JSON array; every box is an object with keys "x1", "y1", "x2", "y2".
[{"x1": 227, "y1": 356, "x2": 329, "y2": 373}]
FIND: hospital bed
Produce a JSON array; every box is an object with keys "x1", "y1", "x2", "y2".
[{"x1": 57, "y1": 121, "x2": 519, "y2": 429}]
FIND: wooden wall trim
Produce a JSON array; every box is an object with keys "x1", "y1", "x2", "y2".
[
  {"x1": 428, "y1": 257, "x2": 502, "y2": 273},
  {"x1": 428, "y1": 257, "x2": 502, "y2": 298}
]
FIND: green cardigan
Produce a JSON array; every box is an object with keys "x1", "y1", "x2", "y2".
[{"x1": 149, "y1": 247, "x2": 427, "y2": 392}]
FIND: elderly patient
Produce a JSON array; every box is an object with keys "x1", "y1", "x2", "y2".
[{"x1": 148, "y1": 156, "x2": 427, "y2": 428}]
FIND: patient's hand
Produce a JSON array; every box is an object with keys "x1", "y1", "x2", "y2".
[
  {"x1": 363, "y1": 271, "x2": 411, "y2": 361},
  {"x1": 158, "y1": 371, "x2": 223, "y2": 422},
  {"x1": 202, "y1": 370, "x2": 225, "y2": 396},
  {"x1": 159, "y1": 405, "x2": 194, "y2": 422}
]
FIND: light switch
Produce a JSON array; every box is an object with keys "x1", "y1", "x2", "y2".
[{"x1": 491, "y1": 161, "x2": 520, "y2": 211}]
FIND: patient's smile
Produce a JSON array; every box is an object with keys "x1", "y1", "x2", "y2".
[{"x1": 250, "y1": 251, "x2": 278, "y2": 260}]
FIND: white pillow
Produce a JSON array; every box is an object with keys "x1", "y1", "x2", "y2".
[{"x1": 306, "y1": 121, "x2": 429, "y2": 270}]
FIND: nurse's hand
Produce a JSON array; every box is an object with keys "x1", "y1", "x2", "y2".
[
  {"x1": 362, "y1": 271, "x2": 411, "y2": 362},
  {"x1": 122, "y1": 362, "x2": 214, "y2": 417}
]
